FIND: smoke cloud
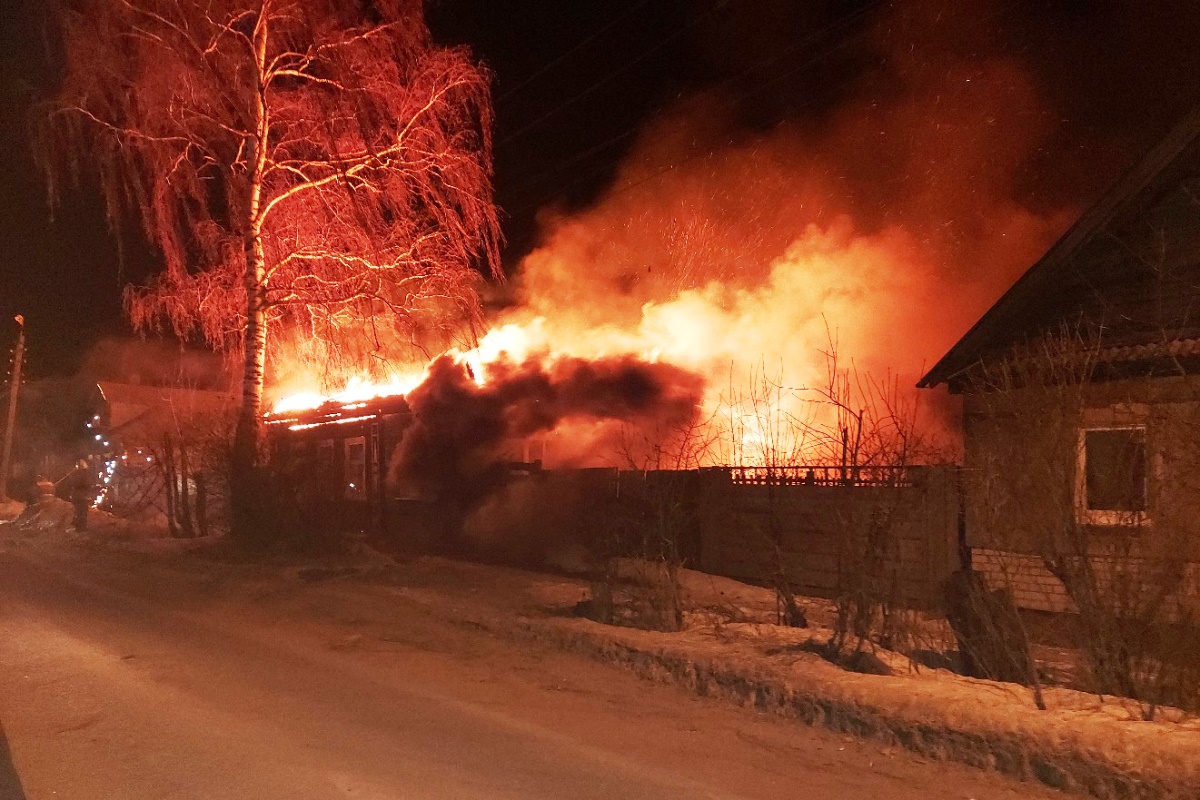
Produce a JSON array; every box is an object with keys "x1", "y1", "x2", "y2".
[
  {"x1": 491, "y1": 0, "x2": 1079, "y2": 454},
  {"x1": 388, "y1": 352, "x2": 704, "y2": 502},
  {"x1": 272, "y1": 0, "x2": 1116, "y2": 467}
]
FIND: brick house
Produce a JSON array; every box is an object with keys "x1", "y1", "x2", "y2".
[{"x1": 920, "y1": 108, "x2": 1200, "y2": 618}]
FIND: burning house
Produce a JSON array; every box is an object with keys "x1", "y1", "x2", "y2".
[
  {"x1": 266, "y1": 392, "x2": 420, "y2": 540},
  {"x1": 265, "y1": 348, "x2": 706, "y2": 550},
  {"x1": 268, "y1": 346, "x2": 961, "y2": 608}
]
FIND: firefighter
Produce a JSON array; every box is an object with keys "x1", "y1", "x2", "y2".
[{"x1": 67, "y1": 459, "x2": 95, "y2": 531}]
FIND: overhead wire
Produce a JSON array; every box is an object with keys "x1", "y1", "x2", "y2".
[
  {"x1": 503, "y1": 0, "x2": 1023, "y2": 221},
  {"x1": 504, "y1": 0, "x2": 882, "y2": 218}
]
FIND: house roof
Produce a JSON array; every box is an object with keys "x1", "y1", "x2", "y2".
[{"x1": 919, "y1": 106, "x2": 1200, "y2": 390}]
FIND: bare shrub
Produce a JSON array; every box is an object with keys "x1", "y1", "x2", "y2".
[
  {"x1": 107, "y1": 409, "x2": 233, "y2": 539},
  {"x1": 965, "y1": 329, "x2": 1200, "y2": 716},
  {"x1": 813, "y1": 352, "x2": 943, "y2": 666},
  {"x1": 580, "y1": 418, "x2": 718, "y2": 633},
  {"x1": 721, "y1": 362, "x2": 811, "y2": 627}
]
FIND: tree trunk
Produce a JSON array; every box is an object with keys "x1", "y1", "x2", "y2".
[
  {"x1": 230, "y1": 236, "x2": 268, "y2": 541},
  {"x1": 178, "y1": 441, "x2": 193, "y2": 538},
  {"x1": 162, "y1": 436, "x2": 178, "y2": 539},
  {"x1": 229, "y1": 14, "x2": 272, "y2": 543},
  {"x1": 195, "y1": 472, "x2": 208, "y2": 538}
]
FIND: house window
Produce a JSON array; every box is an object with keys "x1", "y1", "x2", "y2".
[
  {"x1": 344, "y1": 436, "x2": 367, "y2": 502},
  {"x1": 1076, "y1": 426, "x2": 1148, "y2": 526}
]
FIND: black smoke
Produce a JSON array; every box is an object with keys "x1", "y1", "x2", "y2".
[{"x1": 387, "y1": 352, "x2": 704, "y2": 507}]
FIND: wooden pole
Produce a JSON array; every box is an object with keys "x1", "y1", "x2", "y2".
[{"x1": 0, "y1": 316, "x2": 26, "y2": 502}]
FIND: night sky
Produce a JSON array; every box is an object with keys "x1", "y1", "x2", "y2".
[{"x1": 2, "y1": 0, "x2": 1200, "y2": 378}]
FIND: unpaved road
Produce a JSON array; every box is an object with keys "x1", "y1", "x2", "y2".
[{"x1": 0, "y1": 545, "x2": 1058, "y2": 800}]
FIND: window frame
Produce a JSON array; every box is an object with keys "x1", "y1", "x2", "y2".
[{"x1": 1075, "y1": 423, "x2": 1150, "y2": 527}]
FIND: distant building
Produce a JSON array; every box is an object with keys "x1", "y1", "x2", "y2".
[{"x1": 98, "y1": 380, "x2": 234, "y2": 453}]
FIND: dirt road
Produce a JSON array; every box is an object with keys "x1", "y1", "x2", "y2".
[{"x1": 0, "y1": 546, "x2": 1057, "y2": 799}]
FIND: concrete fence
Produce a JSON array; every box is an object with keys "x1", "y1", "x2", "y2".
[
  {"x1": 694, "y1": 466, "x2": 961, "y2": 609},
  {"x1": 457, "y1": 465, "x2": 962, "y2": 610}
]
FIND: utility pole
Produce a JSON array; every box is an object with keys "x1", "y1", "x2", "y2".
[{"x1": 0, "y1": 316, "x2": 26, "y2": 502}]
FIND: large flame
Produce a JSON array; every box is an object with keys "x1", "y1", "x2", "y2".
[
  {"x1": 269, "y1": 0, "x2": 1079, "y2": 468},
  {"x1": 271, "y1": 322, "x2": 544, "y2": 415},
  {"x1": 272, "y1": 374, "x2": 425, "y2": 415}
]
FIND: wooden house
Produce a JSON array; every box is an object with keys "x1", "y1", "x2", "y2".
[
  {"x1": 266, "y1": 393, "x2": 416, "y2": 536},
  {"x1": 920, "y1": 108, "x2": 1200, "y2": 618}
]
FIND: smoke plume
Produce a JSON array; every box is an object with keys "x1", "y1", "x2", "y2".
[
  {"x1": 388, "y1": 352, "x2": 704, "y2": 501},
  {"x1": 491, "y1": 0, "x2": 1080, "y2": 455}
]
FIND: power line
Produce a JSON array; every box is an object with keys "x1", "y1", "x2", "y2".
[
  {"x1": 504, "y1": 3, "x2": 880, "y2": 218},
  {"x1": 504, "y1": 128, "x2": 639, "y2": 203},
  {"x1": 501, "y1": 0, "x2": 881, "y2": 210},
  {"x1": 503, "y1": 0, "x2": 1023, "y2": 222},
  {"x1": 506, "y1": 79, "x2": 849, "y2": 222}
]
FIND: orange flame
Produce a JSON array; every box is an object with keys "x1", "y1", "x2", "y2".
[
  {"x1": 270, "y1": 321, "x2": 552, "y2": 415},
  {"x1": 268, "y1": 3, "x2": 1081, "y2": 465}
]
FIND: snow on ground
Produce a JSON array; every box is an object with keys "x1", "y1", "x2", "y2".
[
  {"x1": 346, "y1": 557, "x2": 1200, "y2": 800},
  {"x1": 0, "y1": 498, "x2": 23, "y2": 521},
  {"x1": 0, "y1": 496, "x2": 188, "y2": 549},
  {"x1": 2, "y1": 522, "x2": 1196, "y2": 799}
]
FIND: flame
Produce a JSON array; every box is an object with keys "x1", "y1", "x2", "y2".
[
  {"x1": 270, "y1": 321, "x2": 549, "y2": 415},
  {"x1": 266, "y1": 223, "x2": 938, "y2": 463},
  {"x1": 271, "y1": 373, "x2": 426, "y2": 414},
  {"x1": 266, "y1": 1, "x2": 1082, "y2": 465}
]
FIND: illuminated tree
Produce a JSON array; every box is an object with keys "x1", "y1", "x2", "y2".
[{"x1": 36, "y1": 0, "x2": 501, "y2": 536}]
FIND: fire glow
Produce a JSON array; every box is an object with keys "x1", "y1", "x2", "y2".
[
  {"x1": 268, "y1": 214, "x2": 1056, "y2": 467},
  {"x1": 268, "y1": 1, "x2": 1082, "y2": 466},
  {"x1": 272, "y1": 375, "x2": 425, "y2": 415},
  {"x1": 271, "y1": 322, "x2": 545, "y2": 416}
]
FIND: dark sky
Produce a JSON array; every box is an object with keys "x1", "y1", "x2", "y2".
[{"x1": 3, "y1": 0, "x2": 1200, "y2": 378}]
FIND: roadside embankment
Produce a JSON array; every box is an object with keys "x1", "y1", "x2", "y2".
[{"x1": 387, "y1": 558, "x2": 1200, "y2": 800}]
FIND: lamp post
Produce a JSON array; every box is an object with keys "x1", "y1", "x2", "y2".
[{"x1": 0, "y1": 315, "x2": 26, "y2": 502}]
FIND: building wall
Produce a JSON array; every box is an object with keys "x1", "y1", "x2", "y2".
[
  {"x1": 962, "y1": 374, "x2": 1200, "y2": 614},
  {"x1": 973, "y1": 546, "x2": 1200, "y2": 618},
  {"x1": 971, "y1": 548, "x2": 1075, "y2": 613}
]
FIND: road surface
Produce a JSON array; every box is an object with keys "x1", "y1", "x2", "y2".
[{"x1": 0, "y1": 547, "x2": 1056, "y2": 800}]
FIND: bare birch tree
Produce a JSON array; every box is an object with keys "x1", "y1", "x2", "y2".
[{"x1": 35, "y1": 0, "x2": 501, "y2": 538}]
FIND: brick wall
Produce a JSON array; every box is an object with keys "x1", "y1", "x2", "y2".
[
  {"x1": 972, "y1": 546, "x2": 1200, "y2": 620},
  {"x1": 971, "y1": 548, "x2": 1075, "y2": 613}
]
